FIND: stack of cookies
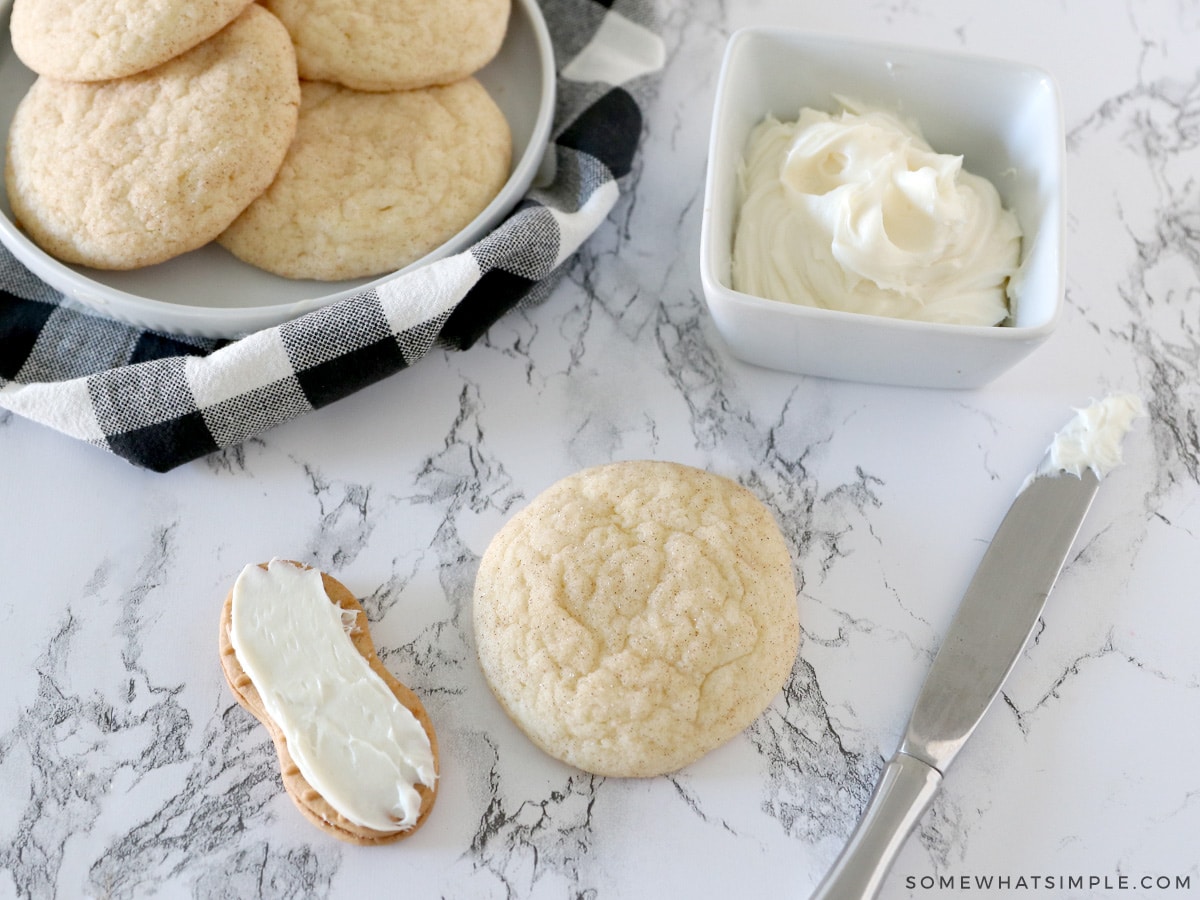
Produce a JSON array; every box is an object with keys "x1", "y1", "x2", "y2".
[{"x1": 4, "y1": 0, "x2": 513, "y2": 280}]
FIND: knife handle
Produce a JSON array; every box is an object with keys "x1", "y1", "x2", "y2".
[{"x1": 809, "y1": 752, "x2": 942, "y2": 900}]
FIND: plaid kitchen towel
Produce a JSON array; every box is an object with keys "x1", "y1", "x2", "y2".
[{"x1": 0, "y1": 0, "x2": 664, "y2": 472}]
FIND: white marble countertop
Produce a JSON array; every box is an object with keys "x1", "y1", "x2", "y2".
[{"x1": 2, "y1": 1, "x2": 1199, "y2": 898}]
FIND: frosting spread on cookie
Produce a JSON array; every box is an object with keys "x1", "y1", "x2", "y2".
[{"x1": 229, "y1": 560, "x2": 435, "y2": 832}]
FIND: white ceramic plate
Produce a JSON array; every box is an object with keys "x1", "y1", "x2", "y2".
[{"x1": 0, "y1": 0, "x2": 556, "y2": 338}]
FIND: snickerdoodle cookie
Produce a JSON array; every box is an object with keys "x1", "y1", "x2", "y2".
[
  {"x1": 4, "y1": 5, "x2": 299, "y2": 270},
  {"x1": 473, "y1": 461, "x2": 800, "y2": 778},
  {"x1": 218, "y1": 77, "x2": 511, "y2": 281},
  {"x1": 9, "y1": 0, "x2": 256, "y2": 81},
  {"x1": 262, "y1": 0, "x2": 510, "y2": 91}
]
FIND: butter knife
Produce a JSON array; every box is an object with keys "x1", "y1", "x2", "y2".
[{"x1": 809, "y1": 457, "x2": 1104, "y2": 900}]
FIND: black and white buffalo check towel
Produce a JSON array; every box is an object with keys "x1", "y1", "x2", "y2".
[{"x1": 0, "y1": 0, "x2": 663, "y2": 472}]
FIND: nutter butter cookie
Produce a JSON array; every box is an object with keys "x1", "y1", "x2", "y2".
[{"x1": 219, "y1": 560, "x2": 439, "y2": 844}]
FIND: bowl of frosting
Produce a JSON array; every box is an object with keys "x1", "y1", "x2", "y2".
[{"x1": 699, "y1": 28, "x2": 1064, "y2": 388}]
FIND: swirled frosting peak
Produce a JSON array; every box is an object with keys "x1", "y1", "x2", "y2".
[{"x1": 732, "y1": 100, "x2": 1022, "y2": 326}]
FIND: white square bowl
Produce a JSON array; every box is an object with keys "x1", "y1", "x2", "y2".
[{"x1": 699, "y1": 28, "x2": 1064, "y2": 389}]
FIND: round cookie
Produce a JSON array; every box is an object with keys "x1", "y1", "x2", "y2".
[
  {"x1": 473, "y1": 461, "x2": 800, "y2": 778},
  {"x1": 262, "y1": 0, "x2": 510, "y2": 91},
  {"x1": 218, "y1": 78, "x2": 512, "y2": 281},
  {"x1": 4, "y1": 5, "x2": 300, "y2": 271},
  {"x1": 9, "y1": 0, "x2": 256, "y2": 81}
]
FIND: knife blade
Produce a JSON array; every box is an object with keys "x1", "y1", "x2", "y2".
[{"x1": 809, "y1": 458, "x2": 1103, "y2": 900}]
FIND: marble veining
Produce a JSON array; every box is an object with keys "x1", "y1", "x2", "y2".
[{"x1": 3, "y1": 0, "x2": 1200, "y2": 897}]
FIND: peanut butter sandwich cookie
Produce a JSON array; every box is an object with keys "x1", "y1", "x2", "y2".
[
  {"x1": 219, "y1": 560, "x2": 439, "y2": 844},
  {"x1": 473, "y1": 461, "x2": 800, "y2": 778},
  {"x1": 4, "y1": 5, "x2": 299, "y2": 270}
]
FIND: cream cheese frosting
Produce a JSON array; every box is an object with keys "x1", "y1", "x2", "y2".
[
  {"x1": 1045, "y1": 393, "x2": 1144, "y2": 479},
  {"x1": 228, "y1": 560, "x2": 436, "y2": 832},
  {"x1": 732, "y1": 99, "x2": 1023, "y2": 325}
]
